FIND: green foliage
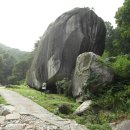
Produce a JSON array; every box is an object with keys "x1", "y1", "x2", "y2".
[
  {"x1": 115, "y1": 0, "x2": 130, "y2": 38},
  {"x1": 5, "y1": 59, "x2": 30, "y2": 85},
  {"x1": 112, "y1": 55, "x2": 130, "y2": 79},
  {"x1": 105, "y1": 22, "x2": 115, "y2": 56},
  {"x1": 87, "y1": 123, "x2": 111, "y2": 130},
  {"x1": 93, "y1": 89, "x2": 123, "y2": 111},
  {"x1": 7, "y1": 75, "x2": 19, "y2": 85},
  {"x1": 0, "y1": 95, "x2": 6, "y2": 104},
  {"x1": 105, "y1": 22, "x2": 125, "y2": 56},
  {"x1": 58, "y1": 104, "x2": 72, "y2": 114},
  {"x1": 13, "y1": 60, "x2": 30, "y2": 80},
  {"x1": 82, "y1": 72, "x2": 100, "y2": 97},
  {"x1": 0, "y1": 43, "x2": 32, "y2": 85},
  {"x1": 102, "y1": 51, "x2": 109, "y2": 59},
  {"x1": 105, "y1": 0, "x2": 130, "y2": 56},
  {"x1": 8, "y1": 85, "x2": 78, "y2": 113},
  {"x1": 0, "y1": 43, "x2": 30, "y2": 61},
  {"x1": 77, "y1": 84, "x2": 130, "y2": 130},
  {"x1": 0, "y1": 56, "x2": 4, "y2": 81},
  {"x1": 9, "y1": 83, "x2": 130, "y2": 130},
  {"x1": 107, "y1": 0, "x2": 130, "y2": 55},
  {"x1": 0, "y1": 53, "x2": 16, "y2": 84},
  {"x1": 56, "y1": 78, "x2": 72, "y2": 96}
]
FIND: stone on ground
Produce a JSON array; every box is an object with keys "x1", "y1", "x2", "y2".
[
  {"x1": 0, "y1": 105, "x2": 15, "y2": 116},
  {"x1": 75, "y1": 100, "x2": 92, "y2": 115}
]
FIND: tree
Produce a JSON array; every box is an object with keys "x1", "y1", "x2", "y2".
[
  {"x1": 105, "y1": 22, "x2": 115, "y2": 56},
  {"x1": 7, "y1": 60, "x2": 30, "y2": 84},
  {"x1": 104, "y1": 22, "x2": 123, "y2": 56},
  {"x1": 0, "y1": 56, "x2": 4, "y2": 82},
  {"x1": 115, "y1": 0, "x2": 130, "y2": 54},
  {"x1": 2, "y1": 53, "x2": 16, "y2": 83},
  {"x1": 115, "y1": 0, "x2": 130, "y2": 38},
  {"x1": 105, "y1": 0, "x2": 130, "y2": 56},
  {"x1": 13, "y1": 60, "x2": 30, "y2": 81}
]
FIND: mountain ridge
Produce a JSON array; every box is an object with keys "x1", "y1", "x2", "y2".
[{"x1": 0, "y1": 43, "x2": 31, "y2": 61}]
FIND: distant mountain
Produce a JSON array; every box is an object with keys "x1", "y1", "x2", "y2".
[
  {"x1": 0, "y1": 43, "x2": 33, "y2": 85},
  {"x1": 0, "y1": 43, "x2": 31, "y2": 61}
]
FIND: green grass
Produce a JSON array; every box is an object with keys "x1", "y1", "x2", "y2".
[
  {"x1": 8, "y1": 85, "x2": 79, "y2": 113},
  {"x1": 7, "y1": 85, "x2": 112, "y2": 130},
  {"x1": 0, "y1": 95, "x2": 6, "y2": 104},
  {"x1": 8, "y1": 84, "x2": 130, "y2": 130}
]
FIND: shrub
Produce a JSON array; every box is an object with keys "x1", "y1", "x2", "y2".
[
  {"x1": 56, "y1": 78, "x2": 72, "y2": 96},
  {"x1": 0, "y1": 95, "x2": 6, "y2": 104},
  {"x1": 92, "y1": 84, "x2": 130, "y2": 112},
  {"x1": 87, "y1": 123, "x2": 111, "y2": 130},
  {"x1": 112, "y1": 55, "x2": 130, "y2": 79},
  {"x1": 58, "y1": 104, "x2": 72, "y2": 114}
]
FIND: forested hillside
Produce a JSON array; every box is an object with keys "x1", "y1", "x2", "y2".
[
  {"x1": 0, "y1": 43, "x2": 32, "y2": 85},
  {"x1": 105, "y1": 0, "x2": 130, "y2": 56}
]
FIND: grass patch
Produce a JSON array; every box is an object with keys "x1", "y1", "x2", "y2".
[
  {"x1": 8, "y1": 84, "x2": 130, "y2": 130},
  {"x1": 8, "y1": 85, "x2": 79, "y2": 113},
  {"x1": 0, "y1": 95, "x2": 6, "y2": 104}
]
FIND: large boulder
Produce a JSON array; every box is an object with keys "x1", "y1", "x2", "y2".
[
  {"x1": 27, "y1": 8, "x2": 106, "y2": 90},
  {"x1": 72, "y1": 52, "x2": 114, "y2": 98}
]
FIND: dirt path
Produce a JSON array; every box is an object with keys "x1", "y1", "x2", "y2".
[{"x1": 0, "y1": 88, "x2": 88, "y2": 130}]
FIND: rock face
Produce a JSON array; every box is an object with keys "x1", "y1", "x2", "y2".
[
  {"x1": 27, "y1": 7, "x2": 106, "y2": 90},
  {"x1": 72, "y1": 52, "x2": 114, "y2": 97},
  {"x1": 111, "y1": 120, "x2": 130, "y2": 130}
]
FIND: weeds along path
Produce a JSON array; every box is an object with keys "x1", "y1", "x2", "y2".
[{"x1": 0, "y1": 88, "x2": 89, "y2": 130}]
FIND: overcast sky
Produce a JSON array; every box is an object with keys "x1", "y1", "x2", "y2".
[{"x1": 0, "y1": 0, "x2": 124, "y2": 52}]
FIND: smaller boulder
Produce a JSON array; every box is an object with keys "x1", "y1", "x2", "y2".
[
  {"x1": 0, "y1": 109, "x2": 10, "y2": 116},
  {"x1": 0, "y1": 105, "x2": 15, "y2": 116},
  {"x1": 74, "y1": 100, "x2": 92, "y2": 115},
  {"x1": 72, "y1": 52, "x2": 114, "y2": 98}
]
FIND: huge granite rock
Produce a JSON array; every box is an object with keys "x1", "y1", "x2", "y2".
[
  {"x1": 72, "y1": 52, "x2": 114, "y2": 98},
  {"x1": 27, "y1": 8, "x2": 106, "y2": 90}
]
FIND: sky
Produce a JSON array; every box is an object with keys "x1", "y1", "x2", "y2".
[{"x1": 0, "y1": 0, "x2": 124, "y2": 52}]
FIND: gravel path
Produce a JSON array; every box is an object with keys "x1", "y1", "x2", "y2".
[{"x1": 0, "y1": 88, "x2": 89, "y2": 130}]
